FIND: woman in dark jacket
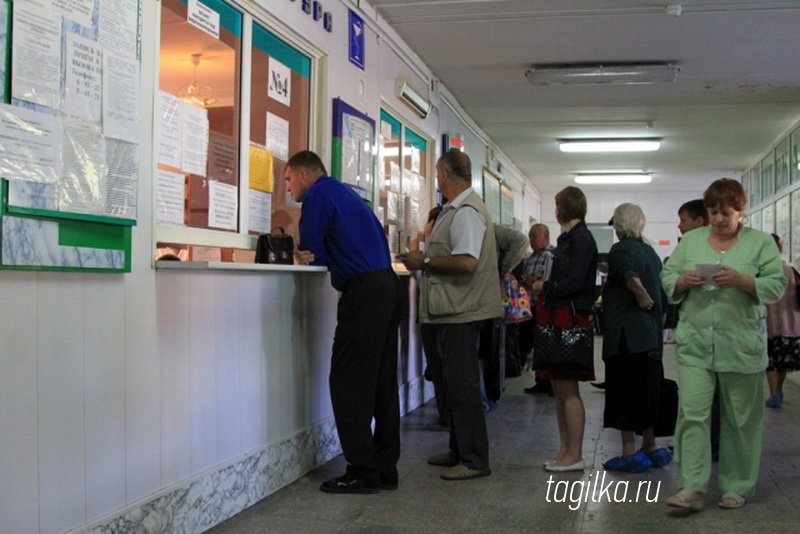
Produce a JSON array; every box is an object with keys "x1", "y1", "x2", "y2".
[
  {"x1": 601, "y1": 203, "x2": 672, "y2": 473},
  {"x1": 532, "y1": 186, "x2": 598, "y2": 472}
]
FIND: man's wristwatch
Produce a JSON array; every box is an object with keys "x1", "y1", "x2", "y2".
[{"x1": 423, "y1": 257, "x2": 431, "y2": 272}]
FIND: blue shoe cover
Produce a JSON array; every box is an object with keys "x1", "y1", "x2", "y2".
[
  {"x1": 602, "y1": 451, "x2": 653, "y2": 473},
  {"x1": 646, "y1": 447, "x2": 672, "y2": 468}
]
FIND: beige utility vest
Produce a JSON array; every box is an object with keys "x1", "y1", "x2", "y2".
[{"x1": 419, "y1": 191, "x2": 502, "y2": 324}]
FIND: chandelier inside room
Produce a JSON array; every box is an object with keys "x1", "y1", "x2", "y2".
[{"x1": 175, "y1": 53, "x2": 217, "y2": 108}]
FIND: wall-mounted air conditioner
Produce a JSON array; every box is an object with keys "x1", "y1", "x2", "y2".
[{"x1": 395, "y1": 78, "x2": 431, "y2": 118}]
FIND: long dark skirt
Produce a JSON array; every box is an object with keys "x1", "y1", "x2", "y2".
[{"x1": 603, "y1": 341, "x2": 662, "y2": 432}]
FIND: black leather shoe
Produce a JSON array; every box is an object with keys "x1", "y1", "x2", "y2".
[
  {"x1": 380, "y1": 469, "x2": 399, "y2": 490},
  {"x1": 319, "y1": 473, "x2": 379, "y2": 494}
]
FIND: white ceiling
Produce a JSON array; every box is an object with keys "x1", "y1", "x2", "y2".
[{"x1": 368, "y1": 0, "x2": 800, "y2": 193}]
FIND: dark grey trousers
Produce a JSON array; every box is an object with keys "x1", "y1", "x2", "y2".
[{"x1": 432, "y1": 321, "x2": 490, "y2": 470}]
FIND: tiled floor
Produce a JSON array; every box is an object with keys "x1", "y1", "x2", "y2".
[{"x1": 208, "y1": 342, "x2": 800, "y2": 533}]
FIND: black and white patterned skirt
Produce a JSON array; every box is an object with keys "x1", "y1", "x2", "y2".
[{"x1": 767, "y1": 336, "x2": 800, "y2": 372}]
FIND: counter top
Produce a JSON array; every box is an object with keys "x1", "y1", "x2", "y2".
[{"x1": 155, "y1": 261, "x2": 327, "y2": 273}]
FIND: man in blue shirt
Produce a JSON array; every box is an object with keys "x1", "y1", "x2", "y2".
[{"x1": 286, "y1": 150, "x2": 401, "y2": 494}]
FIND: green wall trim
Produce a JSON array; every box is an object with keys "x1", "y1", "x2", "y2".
[
  {"x1": 6, "y1": 205, "x2": 136, "y2": 226},
  {"x1": 331, "y1": 137, "x2": 343, "y2": 180},
  {"x1": 405, "y1": 128, "x2": 427, "y2": 152},
  {"x1": 253, "y1": 23, "x2": 311, "y2": 78},
  {"x1": 379, "y1": 110, "x2": 402, "y2": 138},
  {"x1": 58, "y1": 219, "x2": 129, "y2": 249}
]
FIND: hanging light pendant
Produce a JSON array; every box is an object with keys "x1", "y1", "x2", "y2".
[{"x1": 175, "y1": 53, "x2": 217, "y2": 108}]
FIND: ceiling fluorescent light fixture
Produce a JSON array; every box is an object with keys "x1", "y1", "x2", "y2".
[
  {"x1": 559, "y1": 139, "x2": 661, "y2": 153},
  {"x1": 395, "y1": 78, "x2": 431, "y2": 118},
  {"x1": 575, "y1": 173, "x2": 652, "y2": 185},
  {"x1": 526, "y1": 63, "x2": 678, "y2": 86}
]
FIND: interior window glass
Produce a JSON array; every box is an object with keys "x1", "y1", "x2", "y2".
[
  {"x1": 248, "y1": 23, "x2": 311, "y2": 239},
  {"x1": 158, "y1": 0, "x2": 242, "y2": 233},
  {"x1": 378, "y1": 111, "x2": 430, "y2": 256}
]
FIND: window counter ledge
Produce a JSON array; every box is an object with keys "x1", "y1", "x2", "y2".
[{"x1": 155, "y1": 261, "x2": 327, "y2": 273}]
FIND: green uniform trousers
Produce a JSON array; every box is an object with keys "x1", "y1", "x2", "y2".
[{"x1": 674, "y1": 366, "x2": 764, "y2": 496}]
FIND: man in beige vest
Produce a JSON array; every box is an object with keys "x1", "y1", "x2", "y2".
[{"x1": 402, "y1": 150, "x2": 501, "y2": 481}]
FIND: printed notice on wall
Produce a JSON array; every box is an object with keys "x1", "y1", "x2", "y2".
[
  {"x1": 11, "y1": 4, "x2": 62, "y2": 109},
  {"x1": 64, "y1": 32, "x2": 102, "y2": 122},
  {"x1": 267, "y1": 58, "x2": 291, "y2": 106},
  {"x1": 103, "y1": 51, "x2": 140, "y2": 143},
  {"x1": 341, "y1": 112, "x2": 373, "y2": 192},
  {"x1": 99, "y1": 0, "x2": 139, "y2": 59},
  {"x1": 390, "y1": 161, "x2": 401, "y2": 193},
  {"x1": 266, "y1": 112, "x2": 289, "y2": 161},
  {"x1": 249, "y1": 143, "x2": 274, "y2": 193},
  {"x1": 341, "y1": 137, "x2": 360, "y2": 187},
  {"x1": 248, "y1": 189, "x2": 271, "y2": 234},
  {"x1": 46, "y1": 0, "x2": 93, "y2": 28},
  {"x1": 207, "y1": 132, "x2": 237, "y2": 183},
  {"x1": 156, "y1": 168, "x2": 185, "y2": 225},
  {"x1": 181, "y1": 102, "x2": 209, "y2": 176},
  {"x1": 187, "y1": 0, "x2": 220, "y2": 40},
  {"x1": 158, "y1": 91, "x2": 182, "y2": 169},
  {"x1": 105, "y1": 139, "x2": 139, "y2": 219},
  {"x1": 411, "y1": 147, "x2": 420, "y2": 173},
  {"x1": 0, "y1": 104, "x2": 62, "y2": 184},
  {"x1": 208, "y1": 180, "x2": 237, "y2": 230},
  {"x1": 381, "y1": 120, "x2": 393, "y2": 140},
  {"x1": 59, "y1": 116, "x2": 107, "y2": 214}
]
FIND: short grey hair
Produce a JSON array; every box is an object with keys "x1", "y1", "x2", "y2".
[
  {"x1": 438, "y1": 150, "x2": 472, "y2": 183},
  {"x1": 613, "y1": 203, "x2": 646, "y2": 238},
  {"x1": 529, "y1": 223, "x2": 549, "y2": 238}
]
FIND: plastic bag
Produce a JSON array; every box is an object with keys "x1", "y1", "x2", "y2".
[{"x1": 502, "y1": 274, "x2": 532, "y2": 323}]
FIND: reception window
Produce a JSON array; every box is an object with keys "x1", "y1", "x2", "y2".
[
  {"x1": 378, "y1": 110, "x2": 431, "y2": 255},
  {"x1": 155, "y1": 0, "x2": 312, "y2": 261}
]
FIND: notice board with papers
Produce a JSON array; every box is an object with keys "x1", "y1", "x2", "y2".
[{"x1": 0, "y1": 0, "x2": 140, "y2": 272}]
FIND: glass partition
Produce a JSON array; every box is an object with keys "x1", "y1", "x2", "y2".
[
  {"x1": 761, "y1": 153, "x2": 775, "y2": 201},
  {"x1": 248, "y1": 22, "x2": 311, "y2": 239},
  {"x1": 775, "y1": 137, "x2": 790, "y2": 192},
  {"x1": 378, "y1": 110, "x2": 431, "y2": 255},
  {"x1": 157, "y1": 0, "x2": 242, "y2": 235},
  {"x1": 155, "y1": 0, "x2": 313, "y2": 261}
]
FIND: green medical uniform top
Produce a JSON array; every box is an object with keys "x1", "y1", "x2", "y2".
[{"x1": 660, "y1": 225, "x2": 786, "y2": 373}]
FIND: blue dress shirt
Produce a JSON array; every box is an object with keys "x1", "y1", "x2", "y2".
[{"x1": 299, "y1": 175, "x2": 391, "y2": 291}]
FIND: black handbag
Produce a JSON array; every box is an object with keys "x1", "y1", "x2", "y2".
[
  {"x1": 635, "y1": 377, "x2": 679, "y2": 437},
  {"x1": 653, "y1": 378, "x2": 679, "y2": 437},
  {"x1": 663, "y1": 302, "x2": 681, "y2": 330},
  {"x1": 255, "y1": 227, "x2": 294, "y2": 265},
  {"x1": 532, "y1": 301, "x2": 594, "y2": 375}
]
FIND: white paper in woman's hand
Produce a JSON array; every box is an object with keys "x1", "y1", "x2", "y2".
[{"x1": 696, "y1": 263, "x2": 722, "y2": 285}]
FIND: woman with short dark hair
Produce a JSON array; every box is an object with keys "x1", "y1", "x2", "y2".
[{"x1": 532, "y1": 186, "x2": 598, "y2": 472}]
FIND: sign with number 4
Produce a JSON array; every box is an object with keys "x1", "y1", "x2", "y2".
[{"x1": 268, "y1": 58, "x2": 291, "y2": 107}]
